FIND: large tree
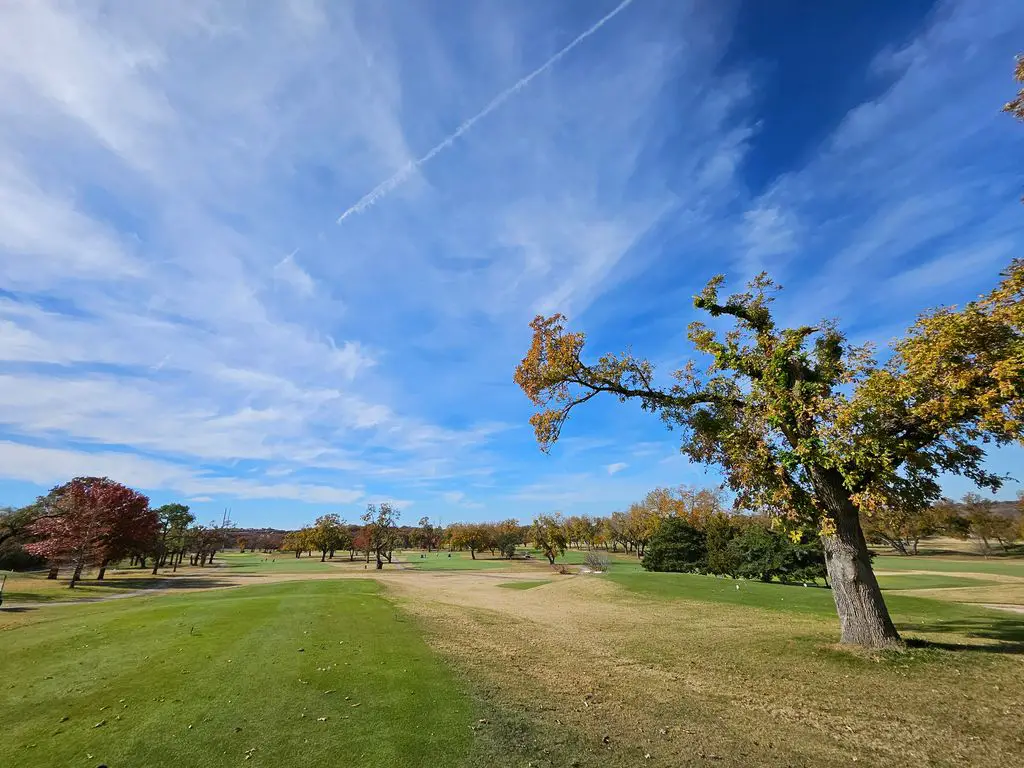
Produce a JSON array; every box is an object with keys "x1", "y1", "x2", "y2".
[
  {"x1": 515, "y1": 261, "x2": 1023, "y2": 647},
  {"x1": 25, "y1": 477, "x2": 155, "y2": 587}
]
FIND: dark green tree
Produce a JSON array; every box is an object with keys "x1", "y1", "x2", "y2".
[{"x1": 641, "y1": 518, "x2": 707, "y2": 573}]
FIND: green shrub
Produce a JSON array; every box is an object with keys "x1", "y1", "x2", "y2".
[
  {"x1": 727, "y1": 525, "x2": 825, "y2": 583},
  {"x1": 642, "y1": 518, "x2": 707, "y2": 573}
]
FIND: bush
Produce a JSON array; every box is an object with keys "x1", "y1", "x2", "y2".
[
  {"x1": 582, "y1": 551, "x2": 610, "y2": 572},
  {"x1": 642, "y1": 518, "x2": 707, "y2": 573},
  {"x1": 0, "y1": 543, "x2": 45, "y2": 571},
  {"x1": 727, "y1": 526, "x2": 825, "y2": 583},
  {"x1": 704, "y1": 513, "x2": 741, "y2": 576}
]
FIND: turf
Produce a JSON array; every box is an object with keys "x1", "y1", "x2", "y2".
[
  {"x1": 873, "y1": 554, "x2": 1024, "y2": 577},
  {"x1": 0, "y1": 551, "x2": 339, "y2": 603},
  {"x1": 606, "y1": 571, "x2": 1024, "y2": 644},
  {"x1": 496, "y1": 580, "x2": 552, "y2": 590},
  {"x1": 400, "y1": 552, "x2": 515, "y2": 571},
  {"x1": 875, "y1": 573, "x2": 998, "y2": 590},
  {"x1": 215, "y1": 550, "x2": 342, "y2": 573},
  {"x1": 0, "y1": 580, "x2": 502, "y2": 768},
  {"x1": 548, "y1": 549, "x2": 646, "y2": 573}
]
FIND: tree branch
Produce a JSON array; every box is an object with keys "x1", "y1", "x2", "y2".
[{"x1": 694, "y1": 297, "x2": 773, "y2": 333}]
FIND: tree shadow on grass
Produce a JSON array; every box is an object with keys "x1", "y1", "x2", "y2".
[
  {"x1": 82, "y1": 576, "x2": 236, "y2": 591},
  {"x1": 2, "y1": 576, "x2": 238, "y2": 606},
  {"x1": 897, "y1": 615, "x2": 1024, "y2": 655}
]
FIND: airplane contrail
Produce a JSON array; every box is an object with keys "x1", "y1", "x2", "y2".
[{"x1": 336, "y1": 0, "x2": 637, "y2": 223}]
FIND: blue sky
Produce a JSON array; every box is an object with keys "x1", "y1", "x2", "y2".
[{"x1": 0, "y1": 0, "x2": 1021, "y2": 528}]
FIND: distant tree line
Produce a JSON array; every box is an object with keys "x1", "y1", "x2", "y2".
[{"x1": 863, "y1": 492, "x2": 1023, "y2": 556}]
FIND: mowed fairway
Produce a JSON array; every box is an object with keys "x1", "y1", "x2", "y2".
[
  {"x1": 0, "y1": 580, "x2": 499, "y2": 768},
  {"x1": 4, "y1": 556, "x2": 1024, "y2": 768}
]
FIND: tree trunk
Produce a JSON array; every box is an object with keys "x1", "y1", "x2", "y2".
[
  {"x1": 321, "y1": 551, "x2": 326, "y2": 562},
  {"x1": 814, "y1": 470, "x2": 901, "y2": 648},
  {"x1": 470, "y1": 548, "x2": 476, "y2": 560},
  {"x1": 70, "y1": 562, "x2": 84, "y2": 588},
  {"x1": 96, "y1": 560, "x2": 108, "y2": 581},
  {"x1": 47, "y1": 565, "x2": 59, "y2": 580}
]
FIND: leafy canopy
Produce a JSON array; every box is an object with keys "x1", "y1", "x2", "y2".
[{"x1": 515, "y1": 262, "x2": 1024, "y2": 530}]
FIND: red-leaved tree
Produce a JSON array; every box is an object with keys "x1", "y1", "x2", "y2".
[{"x1": 26, "y1": 477, "x2": 156, "y2": 588}]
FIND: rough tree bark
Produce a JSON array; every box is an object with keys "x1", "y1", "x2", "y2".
[
  {"x1": 813, "y1": 468, "x2": 901, "y2": 648},
  {"x1": 47, "y1": 565, "x2": 59, "y2": 580},
  {"x1": 69, "y1": 561, "x2": 84, "y2": 588}
]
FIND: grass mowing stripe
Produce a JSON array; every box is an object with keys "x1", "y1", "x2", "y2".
[
  {"x1": 875, "y1": 574, "x2": 997, "y2": 590},
  {"x1": 0, "y1": 580, "x2": 489, "y2": 768},
  {"x1": 873, "y1": 555, "x2": 1024, "y2": 577}
]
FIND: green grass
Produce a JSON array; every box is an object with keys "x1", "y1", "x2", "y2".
[
  {"x1": 0, "y1": 571, "x2": 174, "y2": 604},
  {"x1": 548, "y1": 549, "x2": 646, "y2": 573},
  {"x1": 873, "y1": 554, "x2": 1024, "y2": 577},
  {"x1": 607, "y1": 571, "x2": 1024, "y2": 645},
  {"x1": 0, "y1": 580, "x2": 507, "y2": 768},
  {"x1": 875, "y1": 574, "x2": 997, "y2": 590},
  {"x1": 400, "y1": 551, "x2": 515, "y2": 571},
  {"x1": 496, "y1": 580, "x2": 551, "y2": 590},
  {"x1": 214, "y1": 550, "x2": 341, "y2": 573}
]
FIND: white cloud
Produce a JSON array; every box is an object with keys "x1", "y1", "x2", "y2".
[
  {"x1": 605, "y1": 462, "x2": 628, "y2": 476},
  {"x1": 0, "y1": 441, "x2": 362, "y2": 504},
  {"x1": 273, "y1": 250, "x2": 316, "y2": 295},
  {"x1": 739, "y1": 202, "x2": 799, "y2": 276}
]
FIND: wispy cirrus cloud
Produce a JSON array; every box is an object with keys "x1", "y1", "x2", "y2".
[{"x1": 0, "y1": 0, "x2": 1019, "y2": 525}]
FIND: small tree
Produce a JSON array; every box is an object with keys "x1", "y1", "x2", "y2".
[
  {"x1": 416, "y1": 516, "x2": 437, "y2": 552},
  {"x1": 531, "y1": 514, "x2": 568, "y2": 565},
  {"x1": 861, "y1": 502, "x2": 943, "y2": 556},
  {"x1": 495, "y1": 519, "x2": 522, "y2": 559},
  {"x1": 361, "y1": 503, "x2": 400, "y2": 569},
  {"x1": 152, "y1": 503, "x2": 193, "y2": 574},
  {"x1": 442, "y1": 524, "x2": 489, "y2": 561},
  {"x1": 311, "y1": 514, "x2": 345, "y2": 561},
  {"x1": 582, "y1": 550, "x2": 611, "y2": 572},
  {"x1": 960, "y1": 493, "x2": 1017, "y2": 555}
]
